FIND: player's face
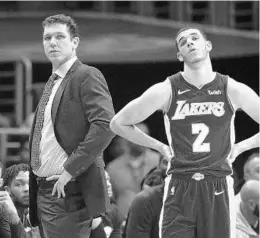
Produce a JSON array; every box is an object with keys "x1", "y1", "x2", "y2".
[
  {"x1": 8, "y1": 171, "x2": 29, "y2": 207},
  {"x1": 43, "y1": 23, "x2": 79, "y2": 69},
  {"x1": 176, "y1": 29, "x2": 212, "y2": 64}
]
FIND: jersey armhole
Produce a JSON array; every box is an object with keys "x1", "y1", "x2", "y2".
[
  {"x1": 162, "y1": 78, "x2": 173, "y2": 114},
  {"x1": 225, "y1": 76, "x2": 236, "y2": 113}
]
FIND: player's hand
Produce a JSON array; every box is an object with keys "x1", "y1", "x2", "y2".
[
  {"x1": 158, "y1": 143, "x2": 173, "y2": 162},
  {"x1": 229, "y1": 144, "x2": 243, "y2": 163},
  {"x1": 0, "y1": 191, "x2": 20, "y2": 224},
  {"x1": 46, "y1": 170, "x2": 72, "y2": 198}
]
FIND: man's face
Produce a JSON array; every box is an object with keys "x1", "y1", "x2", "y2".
[
  {"x1": 8, "y1": 171, "x2": 29, "y2": 207},
  {"x1": 176, "y1": 29, "x2": 211, "y2": 64},
  {"x1": 43, "y1": 23, "x2": 79, "y2": 68},
  {"x1": 253, "y1": 203, "x2": 259, "y2": 218}
]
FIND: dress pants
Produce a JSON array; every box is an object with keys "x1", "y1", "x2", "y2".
[{"x1": 36, "y1": 178, "x2": 92, "y2": 238}]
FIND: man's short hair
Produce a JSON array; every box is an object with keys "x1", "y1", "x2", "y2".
[
  {"x1": 42, "y1": 14, "x2": 79, "y2": 39},
  {"x1": 2, "y1": 163, "x2": 30, "y2": 187},
  {"x1": 141, "y1": 168, "x2": 166, "y2": 188},
  {"x1": 175, "y1": 27, "x2": 208, "y2": 52},
  {"x1": 243, "y1": 152, "x2": 259, "y2": 179}
]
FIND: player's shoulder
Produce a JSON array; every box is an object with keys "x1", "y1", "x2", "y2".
[
  {"x1": 165, "y1": 72, "x2": 181, "y2": 84},
  {"x1": 152, "y1": 72, "x2": 181, "y2": 94}
]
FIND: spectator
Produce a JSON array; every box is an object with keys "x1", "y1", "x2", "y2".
[
  {"x1": 108, "y1": 136, "x2": 129, "y2": 161},
  {"x1": 123, "y1": 165, "x2": 167, "y2": 238},
  {"x1": 243, "y1": 153, "x2": 259, "y2": 181},
  {"x1": 107, "y1": 123, "x2": 160, "y2": 219},
  {"x1": 236, "y1": 180, "x2": 259, "y2": 238},
  {"x1": 2, "y1": 163, "x2": 41, "y2": 238},
  {"x1": 90, "y1": 171, "x2": 124, "y2": 238},
  {"x1": 235, "y1": 152, "x2": 259, "y2": 203},
  {"x1": 0, "y1": 161, "x2": 27, "y2": 238}
]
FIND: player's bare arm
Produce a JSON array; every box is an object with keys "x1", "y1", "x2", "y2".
[
  {"x1": 228, "y1": 77, "x2": 259, "y2": 160},
  {"x1": 110, "y1": 80, "x2": 172, "y2": 159}
]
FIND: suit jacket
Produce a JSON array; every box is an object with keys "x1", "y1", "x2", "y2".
[{"x1": 29, "y1": 59, "x2": 115, "y2": 226}]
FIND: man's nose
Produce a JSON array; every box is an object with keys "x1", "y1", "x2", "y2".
[
  {"x1": 23, "y1": 183, "x2": 29, "y2": 191},
  {"x1": 187, "y1": 38, "x2": 194, "y2": 47},
  {"x1": 49, "y1": 37, "x2": 57, "y2": 46}
]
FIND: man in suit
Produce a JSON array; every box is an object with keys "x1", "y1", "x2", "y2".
[{"x1": 29, "y1": 14, "x2": 115, "y2": 238}]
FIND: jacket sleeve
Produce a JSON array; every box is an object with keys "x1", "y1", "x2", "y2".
[{"x1": 64, "y1": 67, "x2": 115, "y2": 177}]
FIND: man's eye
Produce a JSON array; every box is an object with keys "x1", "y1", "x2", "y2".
[
  {"x1": 180, "y1": 41, "x2": 185, "y2": 46},
  {"x1": 192, "y1": 36, "x2": 199, "y2": 40},
  {"x1": 44, "y1": 36, "x2": 51, "y2": 41},
  {"x1": 56, "y1": 35, "x2": 64, "y2": 39}
]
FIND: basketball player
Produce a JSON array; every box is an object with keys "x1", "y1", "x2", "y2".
[{"x1": 110, "y1": 27, "x2": 259, "y2": 238}]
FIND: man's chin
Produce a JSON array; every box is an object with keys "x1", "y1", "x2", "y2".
[
  {"x1": 21, "y1": 202, "x2": 29, "y2": 207},
  {"x1": 48, "y1": 55, "x2": 63, "y2": 63}
]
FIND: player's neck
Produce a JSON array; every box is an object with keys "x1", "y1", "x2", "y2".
[{"x1": 182, "y1": 61, "x2": 215, "y2": 89}]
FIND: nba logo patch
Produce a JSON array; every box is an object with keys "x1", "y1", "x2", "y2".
[{"x1": 170, "y1": 186, "x2": 175, "y2": 195}]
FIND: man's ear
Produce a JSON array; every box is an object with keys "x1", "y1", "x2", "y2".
[
  {"x1": 177, "y1": 52, "x2": 184, "y2": 62},
  {"x1": 206, "y1": 41, "x2": 212, "y2": 52},
  {"x1": 4, "y1": 186, "x2": 10, "y2": 194},
  {"x1": 248, "y1": 199, "x2": 256, "y2": 211},
  {"x1": 72, "y1": 37, "x2": 80, "y2": 50}
]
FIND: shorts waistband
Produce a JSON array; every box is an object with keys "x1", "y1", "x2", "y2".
[{"x1": 171, "y1": 173, "x2": 226, "y2": 181}]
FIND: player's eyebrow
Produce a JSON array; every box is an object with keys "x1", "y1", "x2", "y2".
[{"x1": 178, "y1": 32, "x2": 200, "y2": 44}]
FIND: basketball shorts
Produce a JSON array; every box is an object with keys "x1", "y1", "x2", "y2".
[{"x1": 159, "y1": 173, "x2": 235, "y2": 238}]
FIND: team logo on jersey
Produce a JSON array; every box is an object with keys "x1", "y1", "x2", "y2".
[
  {"x1": 172, "y1": 100, "x2": 225, "y2": 120},
  {"x1": 208, "y1": 90, "x2": 221, "y2": 95}
]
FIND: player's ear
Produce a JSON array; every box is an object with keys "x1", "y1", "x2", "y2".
[
  {"x1": 177, "y1": 52, "x2": 184, "y2": 62},
  {"x1": 206, "y1": 41, "x2": 212, "y2": 52}
]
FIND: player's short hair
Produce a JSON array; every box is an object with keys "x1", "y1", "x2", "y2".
[
  {"x1": 243, "y1": 152, "x2": 259, "y2": 179},
  {"x1": 2, "y1": 163, "x2": 30, "y2": 187},
  {"x1": 42, "y1": 14, "x2": 79, "y2": 39},
  {"x1": 175, "y1": 27, "x2": 208, "y2": 52},
  {"x1": 141, "y1": 168, "x2": 166, "y2": 188}
]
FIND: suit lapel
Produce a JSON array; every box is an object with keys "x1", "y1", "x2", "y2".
[{"x1": 51, "y1": 59, "x2": 82, "y2": 123}]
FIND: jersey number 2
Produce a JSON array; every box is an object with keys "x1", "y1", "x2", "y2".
[{"x1": 192, "y1": 123, "x2": 210, "y2": 152}]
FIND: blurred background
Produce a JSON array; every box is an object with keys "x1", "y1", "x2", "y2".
[{"x1": 0, "y1": 0, "x2": 258, "y2": 182}]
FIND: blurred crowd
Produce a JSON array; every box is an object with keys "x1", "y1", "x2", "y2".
[{"x1": 0, "y1": 117, "x2": 259, "y2": 237}]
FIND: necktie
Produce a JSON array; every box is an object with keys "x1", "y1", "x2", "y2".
[{"x1": 31, "y1": 73, "x2": 58, "y2": 171}]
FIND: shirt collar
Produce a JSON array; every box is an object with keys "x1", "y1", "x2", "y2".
[{"x1": 54, "y1": 56, "x2": 77, "y2": 78}]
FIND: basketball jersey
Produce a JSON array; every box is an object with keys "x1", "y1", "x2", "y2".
[{"x1": 164, "y1": 72, "x2": 235, "y2": 177}]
